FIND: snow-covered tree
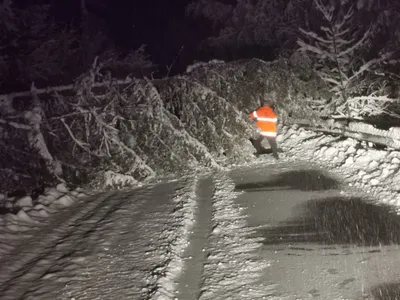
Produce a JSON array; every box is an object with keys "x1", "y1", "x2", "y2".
[
  {"x1": 0, "y1": 0, "x2": 155, "y2": 193},
  {"x1": 0, "y1": 1, "x2": 153, "y2": 91},
  {"x1": 187, "y1": 0, "x2": 400, "y2": 66},
  {"x1": 186, "y1": 0, "x2": 233, "y2": 29},
  {"x1": 186, "y1": 0, "x2": 310, "y2": 58},
  {"x1": 297, "y1": 0, "x2": 394, "y2": 119},
  {"x1": 0, "y1": 2, "x2": 83, "y2": 90}
]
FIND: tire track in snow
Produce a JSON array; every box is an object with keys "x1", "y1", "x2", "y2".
[
  {"x1": 199, "y1": 173, "x2": 270, "y2": 300},
  {"x1": 0, "y1": 194, "x2": 113, "y2": 299},
  {"x1": 175, "y1": 177, "x2": 214, "y2": 300},
  {"x1": 149, "y1": 176, "x2": 199, "y2": 300},
  {"x1": 0, "y1": 189, "x2": 138, "y2": 300},
  {"x1": 0, "y1": 179, "x2": 191, "y2": 300},
  {"x1": 58, "y1": 181, "x2": 188, "y2": 300}
]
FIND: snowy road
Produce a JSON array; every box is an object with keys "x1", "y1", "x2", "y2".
[
  {"x1": 0, "y1": 179, "x2": 198, "y2": 300},
  {"x1": 232, "y1": 163, "x2": 400, "y2": 300},
  {"x1": 2, "y1": 162, "x2": 400, "y2": 299}
]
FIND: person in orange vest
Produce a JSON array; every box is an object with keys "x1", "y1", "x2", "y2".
[{"x1": 249, "y1": 103, "x2": 279, "y2": 159}]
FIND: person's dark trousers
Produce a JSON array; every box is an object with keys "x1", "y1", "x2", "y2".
[
  {"x1": 253, "y1": 135, "x2": 264, "y2": 154},
  {"x1": 254, "y1": 135, "x2": 279, "y2": 159},
  {"x1": 266, "y1": 136, "x2": 279, "y2": 159}
]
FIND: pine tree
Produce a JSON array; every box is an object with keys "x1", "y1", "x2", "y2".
[
  {"x1": 0, "y1": 2, "x2": 80, "y2": 90},
  {"x1": 186, "y1": 0, "x2": 308, "y2": 57},
  {"x1": 297, "y1": 0, "x2": 393, "y2": 119}
]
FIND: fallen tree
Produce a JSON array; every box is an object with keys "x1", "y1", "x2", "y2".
[
  {"x1": 1, "y1": 57, "x2": 399, "y2": 197},
  {"x1": 298, "y1": 121, "x2": 400, "y2": 150},
  {"x1": 1, "y1": 59, "x2": 260, "y2": 195},
  {"x1": 185, "y1": 58, "x2": 330, "y2": 125}
]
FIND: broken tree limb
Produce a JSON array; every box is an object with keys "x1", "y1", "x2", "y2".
[
  {"x1": 0, "y1": 78, "x2": 135, "y2": 102},
  {"x1": 285, "y1": 115, "x2": 400, "y2": 150},
  {"x1": 0, "y1": 118, "x2": 31, "y2": 130},
  {"x1": 299, "y1": 125, "x2": 400, "y2": 150}
]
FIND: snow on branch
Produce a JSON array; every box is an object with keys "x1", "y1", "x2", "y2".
[
  {"x1": 186, "y1": 0, "x2": 233, "y2": 26},
  {"x1": 313, "y1": 0, "x2": 334, "y2": 22},
  {"x1": 187, "y1": 0, "x2": 310, "y2": 56},
  {"x1": 297, "y1": 0, "x2": 395, "y2": 119},
  {"x1": 0, "y1": 118, "x2": 31, "y2": 130},
  {"x1": 0, "y1": 78, "x2": 134, "y2": 109},
  {"x1": 60, "y1": 118, "x2": 92, "y2": 154},
  {"x1": 25, "y1": 84, "x2": 63, "y2": 178},
  {"x1": 345, "y1": 95, "x2": 398, "y2": 117}
]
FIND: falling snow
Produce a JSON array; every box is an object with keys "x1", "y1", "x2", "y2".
[{"x1": 1, "y1": 125, "x2": 400, "y2": 299}]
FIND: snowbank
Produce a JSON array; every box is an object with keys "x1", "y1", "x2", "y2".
[
  {"x1": 149, "y1": 176, "x2": 198, "y2": 300},
  {"x1": 0, "y1": 183, "x2": 91, "y2": 258},
  {"x1": 199, "y1": 173, "x2": 270, "y2": 300},
  {"x1": 278, "y1": 125, "x2": 400, "y2": 210}
]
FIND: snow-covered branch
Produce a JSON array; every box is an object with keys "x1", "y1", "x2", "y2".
[
  {"x1": 0, "y1": 78, "x2": 134, "y2": 106},
  {"x1": 297, "y1": 0, "x2": 394, "y2": 119},
  {"x1": 60, "y1": 118, "x2": 92, "y2": 154},
  {"x1": 26, "y1": 84, "x2": 63, "y2": 177},
  {"x1": 187, "y1": 0, "x2": 310, "y2": 57},
  {"x1": 346, "y1": 53, "x2": 392, "y2": 84},
  {"x1": 345, "y1": 95, "x2": 397, "y2": 117},
  {"x1": 0, "y1": 119, "x2": 31, "y2": 130}
]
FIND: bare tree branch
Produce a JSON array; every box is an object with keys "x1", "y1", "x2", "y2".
[{"x1": 0, "y1": 118, "x2": 31, "y2": 130}]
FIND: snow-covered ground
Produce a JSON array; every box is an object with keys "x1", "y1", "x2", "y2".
[
  {"x1": 1, "y1": 124, "x2": 400, "y2": 299},
  {"x1": 3, "y1": 124, "x2": 400, "y2": 246},
  {"x1": 277, "y1": 125, "x2": 400, "y2": 210},
  {"x1": 230, "y1": 161, "x2": 400, "y2": 300},
  {"x1": 0, "y1": 183, "x2": 94, "y2": 257},
  {"x1": 199, "y1": 173, "x2": 270, "y2": 300},
  {"x1": 0, "y1": 177, "x2": 199, "y2": 300}
]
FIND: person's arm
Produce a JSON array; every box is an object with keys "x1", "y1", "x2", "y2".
[{"x1": 249, "y1": 111, "x2": 258, "y2": 120}]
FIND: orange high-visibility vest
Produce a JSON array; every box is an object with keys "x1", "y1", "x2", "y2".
[{"x1": 249, "y1": 105, "x2": 277, "y2": 137}]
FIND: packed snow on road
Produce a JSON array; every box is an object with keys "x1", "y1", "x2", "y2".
[{"x1": 1, "y1": 125, "x2": 400, "y2": 299}]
